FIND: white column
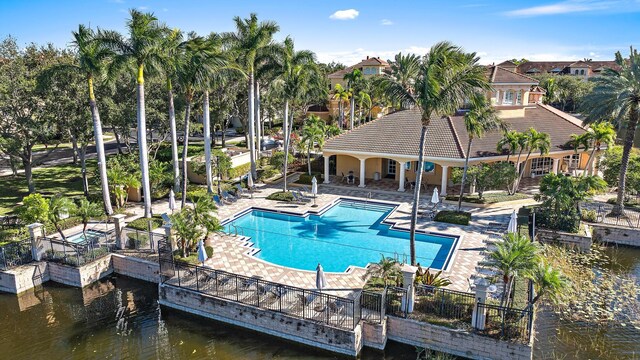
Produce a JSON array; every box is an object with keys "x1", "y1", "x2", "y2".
[
  {"x1": 401, "y1": 264, "x2": 417, "y2": 313},
  {"x1": 358, "y1": 158, "x2": 366, "y2": 188},
  {"x1": 552, "y1": 158, "x2": 560, "y2": 174},
  {"x1": 398, "y1": 161, "x2": 406, "y2": 192},
  {"x1": 111, "y1": 214, "x2": 127, "y2": 250},
  {"x1": 323, "y1": 155, "x2": 331, "y2": 184},
  {"x1": 472, "y1": 278, "x2": 491, "y2": 330},
  {"x1": 28, "y1": 223, "x2": 44, "y2": 261},
  {"x1": 441, "y1": 165, "x2": 449, "y2": 196}
]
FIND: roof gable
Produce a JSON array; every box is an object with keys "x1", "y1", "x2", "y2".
[{"x1": 487, "y1": 66, "x2": 539, "y2": 84}]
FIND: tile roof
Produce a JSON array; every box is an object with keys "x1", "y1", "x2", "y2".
[
  {"x1": 324, "y1": 104, "x2": 588, "y2": 160},
  {"x1": 516, "y1": 60, "x2": 620, "y2": 74},
  {"x1": 487, "y1": 66, "x2": 539, "y2": 84},
  {"x1": 328, "y1": 57, "x2": 389, "y2": 78}
]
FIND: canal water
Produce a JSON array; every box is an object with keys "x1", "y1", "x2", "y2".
[{"x1": 0, "y1": 247, "x2": 638, "y2": 359}]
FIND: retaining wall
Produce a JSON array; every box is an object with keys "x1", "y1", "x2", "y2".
[
  {"x1": 111, "y1": 254, "x2": 160, "y2": 283},
  {"x1": 386, "y1": 316, "x2": 532, "y2": 360},
  {"x1": 591, "y1": 223, "x2": 640, "y2": 247},
  {"x1": 536, "y1": 227, "x2": 592, "y2": 251},
  {"x1": 159, "y1": 283, "x2": 362, "y2": 356},
  {"x1": 0, "y1": 262, "x2": 49, "y2": 293},
  {"x1": 47, "y1": 255, "x2": 113, "y2": 287}
]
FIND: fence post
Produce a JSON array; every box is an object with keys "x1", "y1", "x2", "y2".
[
  {"x1": 27, "y1": 223, "x2": 44, "y2": 261},
  {"x1": 400, "y1": 264, "x2": 417, "y2": 314},
  {"x1": 163, "y1": 223, "x2": 174, "y2": 251},
  {"x1": 111, "y1": 214, "x2": 127, "y2": 250},
  {"x1": 472, "y1": 278, "x2": 490, "y2": 330}
]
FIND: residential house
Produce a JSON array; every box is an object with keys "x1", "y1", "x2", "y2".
[
  {"x1": 321, "y1": 66, "x2": 593, "y2": 194},
  {"x1": 498, "y1": 59, "x2": 620, "y2": 80}
]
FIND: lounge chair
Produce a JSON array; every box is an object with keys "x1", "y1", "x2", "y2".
[
  {"x1": 235, "y1": 184, "x2": 248, "y2": 197},
  {"x1": 213, "y1": 195, "x2": 225, "y2": 207},
  {"x1": 292, "y1": 192, "x2": 311, "y2": 204},
  {"x1": 295, "y1": 190, "x2": 312, "y2": 202},
  {"x1": 222, "y1": 190, "x2": 237, "y2": 202},
  {"x1": 161, "y1": 213, "x2": 172, "y2": 224}
]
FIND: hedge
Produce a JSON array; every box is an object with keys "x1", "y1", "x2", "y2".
[
  {"x1": 433, "y1": 210, "x2": 471, "y2": 226},
  {"x1": 297, "y1": 172, "x2": 322, "y2": 185},
  {"x1": 128, "y1": 215, "x2": 164, "y2": 231},
  {"x1": 266, "y1": 191, "x2": 294, "y2": 202},
  {"x1": 228, "y1": 163, "x2": 252, "y2": 179}
]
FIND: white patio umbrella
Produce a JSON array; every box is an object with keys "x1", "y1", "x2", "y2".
[
  {"x1": 431, "y1": 187, "x2": 440, "y2": 204},
  {"x1": 316, "y1": 263, "x2": 327, "y2": 292},
  {"x1": 197, "y1": 240, "x2": 207, "y2": 265},
  {"x1": 311, "y1": 176, "x2": 318, "y2": 207},
  {"x1": 169, "y1": 189, "x2": 176, "y2": 213},
  {"x1": 507, "y1": 210, "x2": 518, "y2": 234}
]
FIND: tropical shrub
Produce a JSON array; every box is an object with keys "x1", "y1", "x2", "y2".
[
  {"x1": 433, "y1": 211, "x2": 471, "y2": 225},
  {"x1": 451, "y1": 162, "x2": 517, "y2": 198},
  {"x1": 581, "y1": 209, "x2": 598, "y2": 222},
  {"x1": 297, "y1": 172, "x2": 322, "y2": 185},
  {"x1": 205, "y1": 245, "x2": 213, "y2": 258},
  {"x1": 228, "y1": 163, "x2": 252, "y2": 179},
  {"x1": 127, "y1": 216, "x2": 164, "y2": 231},
  {"x1": 365, "y1": 255, "x2": 401, "y2": 287},
  {"x1": 269, "y1": 151, "x2": 294, "y2": 174},
  {"x1": 18, "y1": 193, "x2": 49, "y2": 224},
  {"x1": 414, "y1": 266, "x2": 452, "y2": 287},
  {"x1": 266, "y1": 191, "x2": 294, "y2": 202}
]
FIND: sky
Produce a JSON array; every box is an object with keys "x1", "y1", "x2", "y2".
[{"x1": 1, "y1": 0, "x2": 639, "y2": 65}]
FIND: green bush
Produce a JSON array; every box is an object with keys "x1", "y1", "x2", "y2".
[
  {"x1": 433, "y1": 211, "x2": 471, "y2": 226},
  {"x1": 444, "y1": 192, "x2": 529, "y2": 204},
  {"x1": 258, "y1": 166, "x2": 280, "y2": 181},
  {"x1": 266, "y1": 191, "x2": 294, "y2": 202},
  {"x1": 581, "y1": 209, "x2": 597, "y2": 222},
  {"x1": 156, "y1": 144, "x2": 205, "y2": 162},
  {"x1": 205, "y1": 245, "x2": 213, "y2": 258},
  {"x1": 185, "y1": 186, "x2": 209, "y2": 202},
  {"x1": 235, "y1": 126, "x2": 244, "y2": 134},
  {"x1": 297, "y1": 172, "x2": 322, "y2": 185},
  {"x1": 128, "y1": 216, "x2": 164, "y2": 231},
  {"x1": 228, "y1": 163, "x2": 252, "y2": 179}
]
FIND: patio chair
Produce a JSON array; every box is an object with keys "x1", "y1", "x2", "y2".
[
  {"x1": 160, "y1": 213, "x2": 172, "y2": 224},
  {"x1": 295, "y1": 190, "x2": 312, "y2": 202},
  {"x1": 235, "y1": 184, "x2": 248, "y2": 197},
  {"x1": 346, "y1": 174, "x2": 356, "y2": 185},
  {"x1": 222, "y1": 190, "x2": 238, "y2": 202},
  {"x1": 292, "y1": 192, "x2": 311, "y2": 204},
  {"x1": 213, "y1": 195, "x2": 225, "y2": 207},
  {"x1": 341, "y1": 172, "x2": 347, "y2": 183}
]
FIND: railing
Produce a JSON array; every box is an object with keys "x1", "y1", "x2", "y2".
[
  {"x1": 0, "y1": 239, "x2": 33, "y2": 271},
  {"x1": 123, "y1": 227, "x2": 163, "y2": 252},
  {"x1": 475, "y1": 302, "x2": 533, "y2": 343},
  {"x1": 413, "y1": 284, "x2": 476, "y2": 324},
  {"x1": 42, "y1": 230, "x2": 116, "y2": 267},
  {"x1": 384, "y1": 286, "x2": 408, "y2": 318},
  {"x1": 359, "y1": 290, "x2": 385, "y2": 323},
  {"x1": 165, "y1": 261, "x2": 360, "y2": 330},
  {"x1": 591, "y1": 203, "x2": 640, "y2": 228}
]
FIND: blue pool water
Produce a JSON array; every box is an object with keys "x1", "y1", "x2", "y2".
[
  {"x1": 227, "y1": 201, "x2": 457, "y2": 272},
  {"x1": 66, "y1": 230, "x2": 104, "y2": 244}
]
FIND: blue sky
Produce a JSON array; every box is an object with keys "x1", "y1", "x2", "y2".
[{"x1": 1, "y1": 0, "x2": 639, "y2": 65}]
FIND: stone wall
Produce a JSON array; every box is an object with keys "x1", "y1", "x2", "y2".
[
  {"x1": 362, "y1": 320, "x2": 387, "y2": 350},
  {"x1": 536, "y1": 228, "x2": 592, "y2": 251},
  {"x1": 386, "y1": 316, "x2": 532, "y2": 360},
  {"x1": 591, "y1": 223, "x2": 640, "y2": 247},
  {"x1": 159, "y1": 283, "x2": 362, "y2": 356},
  {"x1": 111, "y1": 254, "x2": 160, "y2": 283},
  {"x1": 0, "y1": 261, "x2": 49, "y2": 294},
  {"x1": 47, "y1": 255, "x2": 113, "y2": 287}
]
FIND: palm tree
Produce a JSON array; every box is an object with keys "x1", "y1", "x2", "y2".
[
  {"x1": 331, "y1": 84, "x2": 350, "y2": 128},
  {"x1": 527, "y1": 261, "x2": 565, "y2": 306},
  {"x1": 364, "y1": 255, "x2": 401, "y2": 287},
  {"x1": 570, "y1": 132, "x2": 591, "y2": 175},
  {"x1": 224, "y1": 13, "x2": 280, "y2": 179},
  {"x1": 582, "y1": 48, "x2": 640, "y2": 215},
  {"x1": 64, "y1": 25, "x2": 115, "y2": 215},
  {"x1": 343, "y1": 69, "x2": 362, "y2": 129},
  {"x1": 457, "y1": 93, "x2": 503, "y2": 211},
  {"x1": 380, "y1": 53, "x2": 421, "y2": 109},
  {"x1": 301, "y1": 114, "x2": 327, "y2": 175},
  {"x1": 585, "y1": 122, "x2": 616, "y2": 174},
  {"x1": 357, "y1": 90, "x2": 372, "y2": 126},
  {"x1": 75, "y1": 199, "x2": 103, "y2": 239},
  {"x1": 99, "y1": 9, "x2": 168, "y2": 218},
  {"x1": 187, "y1": 196, "x2": 221, "y2": 243},
  {"x1": 489, "y1": 233, "x2": 538, "y2": 308},
  {"x1": 48, "y1": 195, "x2": 76, "y2": 241},
  {"x1": 170, "y1": 210, "x2": 202, "y2": 257},
  {"x1": 496, "y1": 130, "x2": 521, "y2": 164},
  {"x1": 514, "y1": 128, "x2": 551, "y2": 192},
  {"x1": 378, "y1": 43, "x2": 490, "y2": 266}
]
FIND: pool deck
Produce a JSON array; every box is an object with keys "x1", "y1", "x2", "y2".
[{"x1": 204, "y1": 181, "x2": 512, "y2": 295}]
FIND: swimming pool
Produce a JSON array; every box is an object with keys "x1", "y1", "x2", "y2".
[
  {"x1": 225, "y1": 200, "x2": 458, "y2": 272},
  {"x1": 65, "y1": 230, "x2": 104, "y2": 244}
]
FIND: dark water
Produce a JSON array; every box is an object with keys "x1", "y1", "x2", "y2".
[
  {"x1": 533, "y1": 246, "x2": 640, "y2": 360},
  {"x1": 0, "y1": 276, "x2": 416, "y2": 360}
]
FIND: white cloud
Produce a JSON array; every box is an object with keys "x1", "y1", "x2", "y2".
[
  {"x1": 504, "y1": 0, "x2": 639, "y2": 17},
  {"x1": 329, "y1": 9, "x2": 359, "y2": 20},
  {"x1": 380, "y1": 19, "x2": 393, "y2": 26},
  {"x1": 138, "y1": 5, "x2": 148, "y2": 10}
]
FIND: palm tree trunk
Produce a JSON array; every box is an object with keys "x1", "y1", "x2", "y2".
[
  {"x1": 247, "y1": 71, "x2": 257, "y2": 179},
  {"x1": 221, "y1": 117, "x2": 227, "y2": 148},
  {"x1": 168, "y1": 84, "x2": 180, "y2": 193},
  {"x1": 70, "y1": 132, "x2": 78, "y2": 165},
  {"x1": 136, "y1": 66, "x2": 152, "y2": 218},
  {"x1": 307, "y1": 143, "x2": 312, "y2": 175},
  {"x1": 80, "y1": 144, "x2": 89, "y2": 197},
  {"x1": 181, "y1": 100, "x2": 192, "y2": 207},
  {"x1": 458, "y1": 139, "x2": 473, "y2": 211},
  {"x1": 112, "y1": 126, "x2": 123, "y2": 154},
  {"x1": 350, "y1": 96, "x2": 355, "y2": 129},
  {"x1": 510, "y1": 149, "x2": 525, "y2": 195},
  {"x1": 88, "y1": 76, "x2": 113, "y2": 215},
  {"x1": 283, "y1": 100, "x2": 289, "y2": 192},
  {"x1": 515, "y1": 150, "x2": 533, "y2": 192},
  {"x1": 409, "y1": 125, "x2": 428, "y2": 266},
  {"x1": 613, "y1": 103, "x2": 639, "y2": 215},
  {"x1": 586, "y1": 147, "x2": 597, "y2": 175},
  {"x1": 255, "y1": 81, "x2": 261, "y2": 158},
  {"x1": 203, "y1": 90, "x2": 213, "y2": 193},
  {"x1": 338, "y1": 101, "x2": 344, "y2": 128}
]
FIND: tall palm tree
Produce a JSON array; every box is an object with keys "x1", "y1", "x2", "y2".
[
  {"x1": 570, "y1": 132, "x2": 591, "y2": 175},
  {"x1": 331, "y1": 84, "x2": 350, "y2": 128},
  {"x1": 489, "y1": 232, "x2": 538, "y2": 308},
  {"x1": 496, "y1": 130, "x2": 521, "y2": 164},
  {"x1": 357, "y1": 90, "x2": 372, "y2": 126},
  {"x1": 582, "y1": 48, "x2": 640, "y2": 215},
  {"x1": 378, "y1": 43, "x2": 490, "y2": 266},
  {"x1": 457, "y1": 93, "x2": 503, "y2": 211},
  {"x1": 380, "y1": 53, "x2": 421, "y2": 109},
  {"x1": 66, "y1": 25, "x2": 115, "y2": 215},
  {"x1": 343, "y1": 69, "x2": 362, "y2": 129},
  {"x1": 224, "y1": 13, "x2": 280, "y2": 179},
  {"x1": 527, "y1": 261, "x2": 565, "y2": 306},
  {"x1": 585, "y1": 122, "x2": 616, "y2": 174},
  {"x1": 75, "y1": 198, "x2": 103, "y2": 239},
  {"x1": 99, "y1": 9, "x2": 167, "y2": 218},
  {"x1": 514, "y1": 128, "x2": 551, "y2": 192},
  {"x1": 301, "y1": 114, "x2": 327, "y2": 175}
]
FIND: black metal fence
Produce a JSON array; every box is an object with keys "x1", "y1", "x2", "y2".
[
  {"x1": 384, "y1": 286, "x2": 408, "y2": 318},
  {"x1": 42, "y1": 230, "x2": 116, "y2": 267},
  {"x1": 0, "y1": 239, "x2": 33, "y2": 271},
  {"x1": 475, "y1": 302, "x2": 533, "y2": 343},
  {"x1": 413, "y1": 284, "x2": 476, "y2": 323},
  {"x1": 591, "y1": 203, "x2": 640, "y2": 228},
  {"x1": 360, "y1": 290, "x2": 385, "y2": 323},
  {"x1": 123, "y1": 227, "x2": 163, "y2": 252},
  {"x1": 164, "y1": 261, "x2": 360, "y2": 330}
]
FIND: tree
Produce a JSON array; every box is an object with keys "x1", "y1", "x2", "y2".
[
  {"x1": 300, "y1": 114, "x2": 326, "y2": 175},
  {"x1": 99, "y1": 9, "x2": 168, "y2": 218},
  {"x1": 364, "y1": 255, "x2": 401, "y2": 287},
  {"x1": 18, "y1": 193, "x2": 49, "y2": 224},
  {"x1": 489, "y1": 233, "x2": 538, "y2": 308},
  {"x1": 187, "y1": 196, "x2": 221, "y2": 243},
  {"x1": 379, "y1": 53, "x2": 420, "y2": 110},
  {"x1": 457, "y1": 93, "x2": 503, "y2": 211},
  {"x1": 527, "y1": 261, "x2": 566, "y2": 306},
  {"x1": 581, "y1": 47, "x2": 640, "y2": 215},
  {"x1": 451, "y1": 162, "x2": 517, "y2": 199},
  {"x1": 584, "y1": 122, "x2": 616, "y2": 173},
  {"x1": 224, "y1": 13, "x2": 280, "y2": 179},
  {"x1": 212, "y1": 149, "x2": 232, "y2": 195},
  {"x1": 343, "y1": 68, "x2": 362, "y2": 129},
  {"x1": 497, "y1": 130, "x2": 522, "y2": 164},
  {"x1": 75, "y1": 199, "x2": 103, "y2": 239},
  {"x1": 47, "y1": 195, "x2": 76, "y2": 240},
  {"x1": 514, "y1": 128, "x2": 551, "y2": 192},
  {"x1": 170, "y1": 210, "x2": 202, "y2": 257},
  {"x1": 378, "y1": 43, "x2": 490, "y2": 266},
  {"x1": 599, "y1": 146, "x2": 640, "y2": 196},
  {"x1": 331, "y1": 84, "x2": 350, "y2": 128},
  {"x1": 356, "y1": 90, "x2": 372, "y2": 126}
]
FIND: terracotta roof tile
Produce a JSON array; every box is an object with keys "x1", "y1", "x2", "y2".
[{"x1": 486, "y1": 66, "x2": 539, "y2": 84}]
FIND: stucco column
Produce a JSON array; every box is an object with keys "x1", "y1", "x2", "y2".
[
  {"x1": 440, "y1": 165, "x2": 449, "y2": 196},
  {"x1": 163, "y1": 223, "x2": 175, "y2": 250},
  {"x1": 552, "y1": 158, "x2": 560, "y2": 174},
  {"x1": 27, "y1": 223, "x2": 44, "y2": 261},
  {"x1": 398, "y1": 161, "x2": 406, "y2": 192},
  {"x1": 111, "y1": 214, "x2": 127, "y2": 250},
  {"x1": 323, "y1": 155, "x2": 331, "y2": 184},
  {"x1": 472, "y1": 278, "x2": 491, "y2": 330},
  {"x1": 401, "y1": 264, "x2": 417, "y2": 313},
  {"x1": 358, "y1": 158, "x2": 366, "y2": 188}
]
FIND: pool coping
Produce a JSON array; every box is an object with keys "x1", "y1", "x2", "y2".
[{"x1": 219, "y1": 196, "x2": 462, "y2": 274}]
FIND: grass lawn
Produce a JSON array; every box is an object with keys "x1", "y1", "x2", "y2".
[
  {"x1": 0, "y1": 160, "x2": 98, "y2": 215},
  {"x1": 445, "y1": 192, "x2": 530, "y2": 204}
]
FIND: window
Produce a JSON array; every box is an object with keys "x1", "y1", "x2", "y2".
[
  {"x1": 405, "y1": 161, "x2": 411, "y2": 170},
  {"x1": 564, "y1": 154, "x2": 580, "y2": 170},
  {"x1": 580, "y1": 69, "x2": 585, "y2": 75},
  {"x1": 516, "y1": 90, "x2": 523, "y2": 105},
  {"x1": 423, "y1": 162, "x2": 435, "y2": 173},
  {"x1": 530, "y1": 157, "x2": 553, "y2": 176},
  {"x1": 503, "y1": 91, "x2": 514, "y2": 105},
  {"x1": 574, "y1": 69, "x2": 579, "y2": 75}
]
